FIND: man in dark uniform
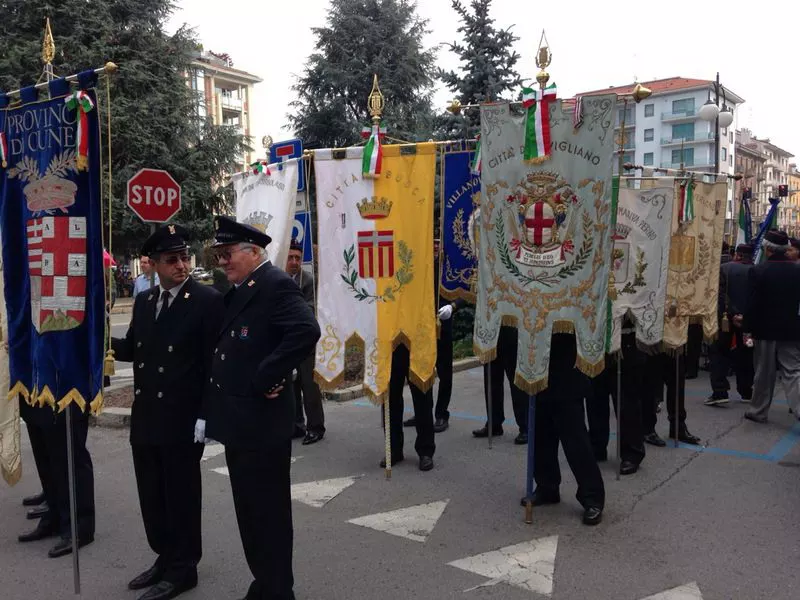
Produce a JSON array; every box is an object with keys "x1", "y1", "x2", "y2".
[
  {"x1": 707, "y1": 243, "x2": 755, "y2": 405},
  {"x1": 473, "y1": 325, "x2": 528, "y2": 444},
  {"x1": 522, "y1": 333, "x2": 605, "y2": 525},
  {"x1": 641, "y1": 350, "x2": 702, "y2": 445},
  {"x1": 204, "y1": 216, "x2": 320, "y2": 600},
  {"x1": 285, "y1": 240, "x2": 325, "y2": 445},
  {"x1": 112, "y1": 225, "x2": 223, "y2": 600}
]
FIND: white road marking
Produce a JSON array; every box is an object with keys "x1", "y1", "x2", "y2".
[
  {"x1": 640, "y1": 582, "x2": 703, "y2": 600},
  {"x1": 291, "y1": 475, "x2": 361, "y2": 508},
  {"x1": 347, "y1": 500, "x2": 449, "y2": 543}
]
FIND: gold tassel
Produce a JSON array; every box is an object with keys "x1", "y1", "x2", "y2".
[
  {"x1": 90, "y1": 391, "x2": 104, "y2": 415},
  {"x1": 513, "y1": 372, "x2": 549, "y2": 395},
  {"x1": 104, "y1": 349, "x2": 115, "y2": 376},
  {"x1": 76, "y1": 154, "x2": 88, "y2": 171},
  {"x1": 473, "y1": 344, "x2": 498, "y2": 364},
  {"x1": 721, "y1": 314, "x2": 730, "y2": 333},
  {"x1": 576, "y1": 354, "x2": 606, "y2": 378}
]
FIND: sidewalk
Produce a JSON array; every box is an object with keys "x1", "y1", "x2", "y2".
[{"x1": 111, "y1": 296, "x2": 133, "y2": 314}]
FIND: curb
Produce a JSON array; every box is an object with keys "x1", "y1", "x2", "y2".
[
  {"x1": 325, "y1": 356, "x2": 481, "y2": 403},
  {"x1": 90, "y1": 406, "x2": 131, "y2": 429}
]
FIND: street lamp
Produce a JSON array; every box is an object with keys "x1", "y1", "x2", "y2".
[{"x1": 698, "y1": 72, "x2": 734, "y2": 174}]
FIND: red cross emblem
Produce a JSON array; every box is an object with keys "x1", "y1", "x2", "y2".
[
  {"x1": 357, "y1": 230, "x2": 394, "y2": 278},
  {"x1": 524, "y1": 201, "x2": 556, "y2": 247},
  {"x1": 26, "y1": 216, "x2": 87, "y2": 332}
]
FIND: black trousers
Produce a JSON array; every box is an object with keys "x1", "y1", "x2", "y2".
[
  {"x1": 293, "y1": 352, "x2": 325, "y2": 434},
  {"x1": 585, "y1": 334, "x2": 646, "y2": 465},
  {"x1": 642, "y1": 352, "x2": 688, "y2": 433},
  {"x1": 43, "y1": 408, "x2": 95, "y2": 538},
  {"x1": 226, "y1": 443, "x2": 294, "y2": 600},
  {"x1": 709, "y1": 328, "x2": 754, "y2": 398},
  {"x1": 131, "y1": 444, "x2": 204, "y2": 583},
  {"x1": 685, "y1": 323, "x2": 703, "y2": 377},
  {"x1": 534, "y1": 334, "x2": 605, "y2": 509},
  {"x1": 483, "y1": 327, "x2": 528, "y2": 432},
  {"x1": 435, "y1": 319, "x2": 454, "y2": 420},
  {"x1": 387, "y1": 345, "x2": 435, "y2": 458},
  {"x1": 25, "y1": 421, "x2": 56, "y2": 525}
]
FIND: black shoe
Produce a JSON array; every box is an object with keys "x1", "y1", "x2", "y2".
[
  {"x1": 137, "y1": 577, "x2": 197, "y2": 600},
  {"x1": 22, "y1": 492, "x2": 45, "y2": 507},
  {"x1": 643, "y1": 432, "x2": 666, "y2": 447},
  {"x1": 619, "y1": 460, "x2": 639, "y2": 475},
  {"x1": 403, "y1": 417, "x2": 416, "y2": 427},
  {"x1": 686, "y1": 372, "x2": 698, "y2": 380},
  {"x1": 48, "y1": 535, "x2": 94, "y2": 558},
  {"x1": 594, "y1": 449, "x2": 608, "y2": 462},
  {"x1": 472, "y1": 425, "x2": 503, "y2": 438},
  {"x1": 292, "y1": 425, "x2": 306, "y2": 440},
  {"x1": 519, "y1": 490, "x2": 561, "y2": 507},
  {"x1": 18, "y1": 522, "x2": 58, "y2": 543},
  {"x1": 418, "y1": 456, "x2": 434, "y2": 471},
  {"x1": 744, "y1": 412, "x2": 767, "y2": 424},
  {"x1": 704, "y1": 393, "x2": 730, "y2": 407},
  {"x1": 582, "y1": 507, "x2": 603, "y2": 526},
  {"x1": 301, "y1": 431, "x2": 324, "y2": 445},
  {"x1": 379, "y1": 454, "x2": 404, "y2": 468},
  {"x1": 670, "y1": 426, "x2": 701, "y2": 445},
  {"x1": 26, "y1": 504, "x2": 49, "y2": 520},
  {"x1": 433, "y1": 418, "x2": 449, "y2": 433},
  {"x1": 129, "y1": 565, "x2": 164, "y2": 590},
  {"x1": 514, "y1": 432, "x2": 528, "y2": 445}
]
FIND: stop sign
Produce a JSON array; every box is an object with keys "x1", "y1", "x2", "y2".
[{"x1": 126, "y1": 168, "x2": 182, "y2": 223}]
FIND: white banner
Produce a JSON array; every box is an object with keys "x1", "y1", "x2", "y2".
[{"x1": 233, "y1": 159, "x2": 299, "y2": 270}]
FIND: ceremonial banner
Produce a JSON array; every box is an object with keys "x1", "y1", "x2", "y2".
[
  {"x1": 0, "y1": 74, "x2": 105, "y2": 413},
  {"x1": 0, "y1": 229, "x2": 21, "y2": 486},
  {"x1": 663, "y1": 179, "x2": 727, "y2": 348},
  {"x1": 474, "y1": 96, "x2": 616, "y2": 393},
  {"x1": 609, "y1": 182, "x2": 674, "y2": 352},
  {"x1": 314, "y1": 144, "x2": 437, "y2": 401},
  {"x1": 233, "y1": 158, "x2": 299, "y2": 271},
  {"x1": 440, "y1": 146, "x2": 480, "y2": 301}
]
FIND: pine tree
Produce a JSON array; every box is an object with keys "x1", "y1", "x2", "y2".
[
  {"x1": 0, "y1": 0, "x2": 249, "y2": 254},
  {"x1": 437, "y1": 0, "x2": 523, "y2": 138},
  {"x1": 288, "y1": 0, "x2": 437, "y2": 149}
]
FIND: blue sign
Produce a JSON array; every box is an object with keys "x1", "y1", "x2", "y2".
[
  {"x1": 270, "y1": 138, "x2": 305, "y2": 191},
  {"x1": 291, "y1": 211, "x2": 314, "y2": 263}
]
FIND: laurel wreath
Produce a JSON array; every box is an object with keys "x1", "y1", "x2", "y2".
[
  {"x1": 620, "y1": 247, "x2": 648, "y2": 295},
  {"x1": 340, "y1": 241, "x2": 414, "y2": 303},
  {"x1": 452, "y1": 208, "x2": 476, "y2": 260},
  {"x1": 496, "y1": 212, "x2": 592, "y2": 288},
  {"x1": 684, "y1": 234, "x2": 710, "y2": 285},
  {"x1": 7, "y1": 150, "x2": 77, "y2": 183}
]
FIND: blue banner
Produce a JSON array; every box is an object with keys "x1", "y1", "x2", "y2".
[
  {"x1": 752, "y1": 197, "x2": 780, "y2": 264},
  {"x1": 0, "y1": 73, "x2": 104, "y2": 413},
  {"x1": 440, "y1": 147, "x2": 480, "y2": 302}
]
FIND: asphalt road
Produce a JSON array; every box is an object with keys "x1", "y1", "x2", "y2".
[{"x1": 1, "y1": 368, "x2": 799, "y2": 600}]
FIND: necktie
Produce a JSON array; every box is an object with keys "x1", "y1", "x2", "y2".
[{"x1": 157, "y1": 290, "x2": 171, "y2": 321}]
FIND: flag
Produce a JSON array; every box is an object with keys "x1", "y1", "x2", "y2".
[
  {"x1": 522, "y1": 84, "x2": 557, "y2": 163},
  {"x1": 440, "y1": 148, "x2": 480, "y2": 302},
  {"x1": 474, "y1": 94, "x2": 616, "y2": 393},
  {"x1": 736, "y1": 188, "x2": 752, "y2": 247},
  {"x1": 361, "y1": 125, "x2": 387, "y2": 177},
  {"x1": 677, "y1": 176, "x2": 695, "y2": 224},
  {"x1": 609, "y1": 182, "x2": 674, "y2": 352},
  {"x1": 663, "y1": 179, "x2": 727, "y2": 348},
  {"x1": 232, "y1": 158, "x2": 299, "y2": 272},
  {"x1": 752, "y1": 197, "x2": 781, "y2": 263},
  {"x1": 313, "y1": 143, "x2": 437, "y2": 402},
  {"x1": 0, "y1": 227, "x2": 21, "y2": 486},
  {"x1": 0, "y1": 73, "x2": 105, "y2": 414}
]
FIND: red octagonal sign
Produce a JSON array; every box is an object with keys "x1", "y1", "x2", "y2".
[{"x1": 126, "y1": 168, "x2": 182, "y2": 223}]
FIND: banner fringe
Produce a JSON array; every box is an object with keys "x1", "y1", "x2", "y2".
[
  {"x1": 2, "y1": 464, "x2": 21, "y2": 487},
  {"x1": 576, "y1": 354, "x2": 605, "y2": 379},
  {"x1": 514, "y1": 372, "x2": 549, "y2": 396},
  {"x1": 362, "y1": 389, "x2": 388, "y2": 407},
  {"x1": 552, "y1": 320, "x2": 576, "y2": 335},
  {"x1": 473, "y1": 344, "x2": 497, "y2": 364},
  {"x1": 408, "y1": 370, "x2": 436, "y2": 395},
  {"x1": 314, "y1": 370, "x2": 346, "y2": 392},
  {"x1": 89, "y1": 391, "x2": 104, "y2": 416},
  {"x1": 500, "y1": 315, "x2": 519, "y2": 328}
]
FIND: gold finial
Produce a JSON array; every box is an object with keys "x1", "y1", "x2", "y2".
[
  {"x1": 446, "y1": 99, "x2": 463, "y2": 115},
  {"x1": 631, "y1": 82, "x2": 652, "y2": 104},
  {"x1": 262, "y1": 135, "x2": 273, "y2": 149},
  {"x1": 367, "y1": 74, "x2": 385, "y2": 124},
  {"x1": 104, "y1": 61, "x2": 119, "y2": 74},
  {"x1": 42, "y1": 18, "x2": 55, "y2": 65},
  {"x1": 535, "y1": 30, "x2": 552, "y2": 90}
]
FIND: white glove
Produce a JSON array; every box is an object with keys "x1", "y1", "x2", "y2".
[
  {"x1": 194, "y1": 419, "x2": 207, "y2": 444},
  {"x1": 438, "y1": 304, "x2": 453, "y2": 321}
]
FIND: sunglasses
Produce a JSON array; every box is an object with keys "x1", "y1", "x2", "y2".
[
  {"x1": 214, "y1": 246, "x2": 248, "y2": 261},
  {"x1": 162, "y1": 255, "x2": 191, "y2": 265}
]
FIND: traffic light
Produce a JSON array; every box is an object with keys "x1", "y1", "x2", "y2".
[{"x1": 779, "y1": 184, "x2": 789, "y2": 197}]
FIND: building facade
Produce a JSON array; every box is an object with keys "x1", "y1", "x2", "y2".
[
  {"x1": 734, "y1": 130, "x2": 768, "y2": 226},
  {"x1": 188, "y1": 50, "x2": 262, "y2": 170},
  {"x1": 788, "y1": 165, "x2": 800, "y2": 236},
  {"x1": 736, "y1": 128, "x2": 794, "y2": 229}
]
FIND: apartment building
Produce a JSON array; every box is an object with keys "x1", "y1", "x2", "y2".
[{"x1": 736, "y1": 129, "x2": 794, "y2": 228}]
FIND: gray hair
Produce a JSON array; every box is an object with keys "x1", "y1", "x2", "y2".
[
  {"x1": 761, "y1": 238, "x2": 788, "y2": 254},
  {"x1": 239, "y1": 242, "x2": 266, "y2": 258}
]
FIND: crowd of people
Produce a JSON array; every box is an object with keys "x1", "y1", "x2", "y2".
[{"x1": 10, "y1": 220, "x2": 800, "y2": 600}]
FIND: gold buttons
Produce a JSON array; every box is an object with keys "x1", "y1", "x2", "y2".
[{"x1": 157, "y1": 392, "x2": 163, "y2": 398}]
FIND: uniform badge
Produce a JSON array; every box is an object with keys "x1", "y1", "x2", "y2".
[
  {"x1": 148, "y1": 293, "x2": 154, "y2": 301},
  {"x1": 184, "y1": 292, "x2": 190, "y2": 299},
  {"x1": 168, "y1": 225, "x2": 176, "y2": 234},
  {"x1": 247, "y1": 280, "x2": 255, "y2": 287},
  {"x1": 239, "y1": 326, "x2": 249, "y2": 340}
]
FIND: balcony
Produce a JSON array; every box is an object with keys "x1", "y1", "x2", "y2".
[
  {"x1": 614, "y1": 120, "x2": 635, "y2": 129},
  {"x1": 660, "y1": 132, "x2": 715, "y2": 146},
  {"x1": 661, "y1": 109, "x2": 697, "y2": 122},
  {"x1": 220, "y1": 95, "x2": 243, "y2": 112},
  {"x1": 660, "y1": 160, "x2": 714, "y2": 169}
]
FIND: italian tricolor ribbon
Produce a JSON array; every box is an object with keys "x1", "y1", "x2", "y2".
[
  {"x1": 64, "y1": 91, "x2": 95, "y2": 171},
  {"x1": 470, "y1": 136, "x2": 482, "y2": 176},
  {"x1": 361, "y1": 124, "x2": 386, "y2": 177},
  {"x1": 678, "y1": 176, "x2": 695, "y2": 224},
  {"x1": 522, "y1": 84, "x2": 557, "y2": 163},
  {"x1": 250, "y1": 161, "x2": 271, "y2": 175},
  {"x1": 0, "y1": 132, "x2": 7, "y2": 168}
]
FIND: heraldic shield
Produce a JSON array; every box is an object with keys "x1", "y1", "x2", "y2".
[{"x1": 26, "y1": 215, "x2": 87, "y2": 333}]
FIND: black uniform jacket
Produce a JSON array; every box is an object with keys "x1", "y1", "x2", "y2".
[
  {"x1": 204, "y1": 261, "x2": 321, "y2": 449},
  {"x1": 744, "y1": 254, "x2": 800, "y2": 341},
  {"x1": 112, "y1": 277, "x2": 224, "y2": 445}
]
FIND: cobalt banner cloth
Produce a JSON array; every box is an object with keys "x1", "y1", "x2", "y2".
[
  {"x1": 0, "y1": 74, "x2": 104, "y2": 413},
  {"x1": 440, "y1": 144, "x2": 480, "y2": 302},
  {"x1": 474, "y1": 95, "x2": 616, "y2": 393}
]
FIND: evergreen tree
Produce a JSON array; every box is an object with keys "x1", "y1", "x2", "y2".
[
  {"x1": 288, "y1": 0, "x2": 437, "y2": 149},
  {"x1": 0, "y1": 0, "x2": 249, "y2": 255},
  {"x1": 437, "y1": 0, "x2": 523, "y2": 138}
]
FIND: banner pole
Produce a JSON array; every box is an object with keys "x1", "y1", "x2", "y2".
[
  {"x1": 524, "y1": 394, "x2": 536, "y2": 523},
  {"x1": 383, "y1": 400, "x2": 391, "y2": 480},
  {"x1": 486, "y1": 363, "x2": 493, "y2": 449},
  {"x1": 616, "y1": 357, "x2": 622, "y2": 481},
  {"x1": 674, "y1": 349, "x2": 681, "y2": 448}
]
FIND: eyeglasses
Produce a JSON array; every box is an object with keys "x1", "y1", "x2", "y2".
[
  {"x1": 214, "y1": 246, "x2": 247, "y2": 261},
  {"x1": 162, "y1": 255, "x2": 191, "y2": 265}
]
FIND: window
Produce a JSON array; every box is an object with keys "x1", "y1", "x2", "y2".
[
  {"x1": 671, "y1": 98, "x2": 695, "y2": 114},
  {"x1": 622, "y1": 152, "x2": 634, "y2": 164},
  {"x1": 617, "y1": 107, "x2": 633, "y2": 126},
  {"x1": 729, "y1": 155, "x2": 733, "y2": 167},
  {"x1": 722, "y1": 148, "x2": 727, "y2": 162},
  {"x1": 644, "y1": 128, "x2": 654, "y2": 142},
  {"x1": 729, "y1": 132, "x2": 734, "y2": 144},
  {"x1": 644, "y1": 152, "x2": 654, "y2": 166},
  {"x1": 671, "y1": 122, "x2": 695, "y2": 141},
  {"x1": 672, "y1": 148, "x2": 694, "y2": 166},
  {"x1": 644, "y1": 104, "x2": 654, "y2": 117}
]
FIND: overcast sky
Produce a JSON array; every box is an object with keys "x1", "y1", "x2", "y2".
[{"x1": 168, "y1": 0, "x2": 799, "y2": 158}]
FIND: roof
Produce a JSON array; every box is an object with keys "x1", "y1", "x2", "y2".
[{"x1": 580, "y1": 77, "x2": 745, "y2": 105}]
